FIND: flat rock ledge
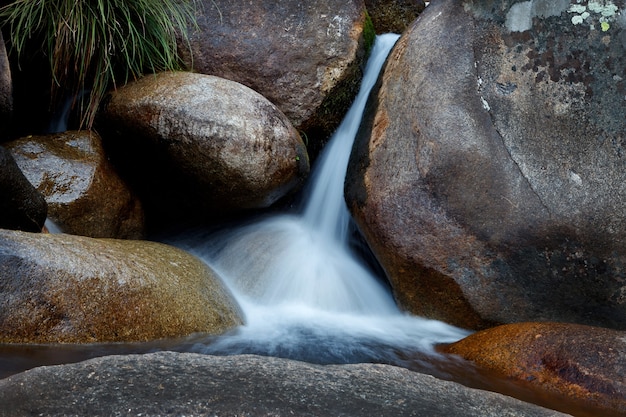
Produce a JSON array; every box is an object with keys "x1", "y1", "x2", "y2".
[{"x1": 0, "y1": 352, "x2": 570, "y2": 416}]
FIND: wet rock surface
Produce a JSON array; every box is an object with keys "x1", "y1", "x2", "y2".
[
  {"x1": 99, "y1": 71, "x2": 309, "y2": 229},
  {"x1": 441, "y1": 322, "x2": 626, "y2": 417},
  {"x1": 0, "y1": 146, "x2": 46, "y2": 232},
  {"x1": 0, "y1": 352, "x2": 570, "y2": 416},
  {"x1": 346, "y1": 0, "x2": 626, "y2": 329},
  {"x1": 182, "y1": 0, "x2": 371, "y2": 157},
  {"x1": 0, "y1": 32, "x2": 11, "y2": 134},
  {"x1": 364, "y1": 0, "x2": 426, "y2": 34},
  {"x1": 6, "y1": 131, "x2": 144, "y2": 239},
  {"x1": 0, "y1": 229, "x2": 243, "y2": 343}
]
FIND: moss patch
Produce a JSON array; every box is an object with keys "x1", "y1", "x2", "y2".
[{"x1": 363, "y1": 10, "x2": 376, "y2": 55}]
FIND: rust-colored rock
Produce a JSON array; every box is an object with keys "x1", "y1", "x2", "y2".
[
  {"x1": 346, "y1": 0, "x2": 626, "y2": 330},
  {"x1": 6, "y1": 130, "x2": 144, "y2": 239},
  {"x1": 441, "y1": 322, "x2": 626, "y2": 416},
  {"x1": 0, "y1": 229, "x2": 243, "y2": 343}
]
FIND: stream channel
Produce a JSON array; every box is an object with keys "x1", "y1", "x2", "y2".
[{"x1": 0, "y1": 34, "x2": 608, "y2": 417}]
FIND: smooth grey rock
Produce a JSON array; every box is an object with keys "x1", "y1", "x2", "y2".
[{"x1": 0, "y1": 352, "x2": 570, "y2": 416}]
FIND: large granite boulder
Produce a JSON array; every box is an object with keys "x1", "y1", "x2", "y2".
[
  {"x1": 180, "y1": 0, "x2": 373, "y2": 157},
  {"x1": 99, "y1": 71, "x2": 309, "y2": 230},
  {"x1": 441, "y1": 322, "x2": 626, "y2": 417},
  {"x1": 346, "y1": 0, "x2": 626, "y2": 329},
  {"x1": 6, "y1": 131, "x2": 144, "y2": 239},
  {"x1": 0, "y1": 146, "x2": 46, "y2": 232},
  {"x1": 0, "y1": 352, "x2": 569, "y2": 416},
  {"x1": 0, "y1": 229, "x2": 243, "y2": 343}
]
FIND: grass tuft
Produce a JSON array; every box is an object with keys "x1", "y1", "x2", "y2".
[{"x1": 0, "y1": 0, "x2": 198, "y2": 129}]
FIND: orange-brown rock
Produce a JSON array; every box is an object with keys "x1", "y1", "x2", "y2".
[
  {"x1": 441, "y1": 322, "x2": 626, "y2": 416},
  {"x1": 6, "y1": 130, "x2": 144, "y2": 239},
  {"x1": 0, "y1": 229, "x2": 243, "y2": 343}
]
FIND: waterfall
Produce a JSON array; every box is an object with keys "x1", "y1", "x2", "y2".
[
  {"x1": 179, "y1": 34, "x2": 470, "y2": 364},
  {"x1": 301, "y1": 35, "x2": 395, "y2": 244},
  {"x1": 44, "y1": 218, "x2": 63, "y2": 234},
  {"x1": 47, "y1": 89, "x2": 90, "y2": 133},
  {"x1": 200, "y1": 35, "x2": 401, "y2": 315}
]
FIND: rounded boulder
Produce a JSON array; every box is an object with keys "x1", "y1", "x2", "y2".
[
  {"x1": 181, "y1": 0, "x2": 372, "y2": 156},
  {"x1": 346, "y1": 0, "x2": 626, "y2": 329},
  {"x1": 0, "y1": 229, "x2": 243, "y2": 343},
  {"x1": 100, "y1": 71, "x2": 309, "y2": 228},
  {"x1": 441, "y1": 322, "x2": 626, "y2": 416},
  {"x1": 6, "y1": 130, "x2": 144, "y2": 239},
  {"x1": 0, "y1": 146, "x2": 46, "y2": 232}
]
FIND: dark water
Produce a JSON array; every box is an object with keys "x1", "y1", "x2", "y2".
[{"x1": 0, "y1": 338, "x2": 617, "y2": 417}]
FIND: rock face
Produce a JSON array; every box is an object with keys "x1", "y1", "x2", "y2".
[
  {"x1": 6, "y1": 131, "x2": 144, "y2": 239},
  {"x1": 0, "y1": 146, "x2": 46, "y2": 232},
  {"x1": 364, "y1": 0, "x2": 426, "y2": 34},
  {"x1": 181, "y1": 0, "x2": 372, "y2": 157},
  {"x1": 0, "y1": 352, "x2": 570, "y2": 416},
  {"x1": 346, "y1": 0, "x2": 626, "y2": 329},
  {"x1": 99, "y1": 71, "x2": 309, "y2": 229},
  {"x1": 441, "y1": 322, "x2": 626, "y2": 417},
  {"x1": 0, "y1": 32, "x2": 12, "y2": 134},
  {"x1": 0, "y1": 229, "x2": 243, "y2": 343}
]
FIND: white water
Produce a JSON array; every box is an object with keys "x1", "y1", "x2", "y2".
[
  {"x1": 44, "y1": 218, "x2": 63, "y2": 234},
  {"x1": 178, "y1": 34, "x2": 469, "y2": 365}
]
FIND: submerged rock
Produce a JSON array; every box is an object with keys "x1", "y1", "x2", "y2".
[
  {"x1": 0, "y1": 146, "x2": 46, "y2": 232},
  {"x1": 346, "y1": 0, "x2": 626, "y2": 329},
  {"x1": 441, "y1": 322, "x2": 626, "y2": 417},
  {"x1": 99, "y1": 71, "x2": 309, "y2": 230},
  {"x1": 0, "y1": 352, "x2": 570, "y2": 416},
  {"x1": 181, "y1": 0, "x2": 372, "y2": 157},
  {"x1": 0, "y1": 229, "x2": 243, "y2": 343},
  {"x1": 6, "y1": 131, "x2": 144, "y2": 239}
]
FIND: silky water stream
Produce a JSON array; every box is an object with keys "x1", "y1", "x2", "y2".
[
  {"x1": 172, "y1": 34, "x2": 469, "y2": 367},
  {"x1": 0, "y1": 35, "x2": 600, "y2": 416},
  {"x1": 0, "y1": 32, "x2": 467, "y2": 378}
]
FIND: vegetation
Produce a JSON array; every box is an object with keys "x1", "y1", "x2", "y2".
[
  {"x1": 0, "y1": 0, "x2": 198, "y2": 129},
  {"x1": 363, "y1": 10, "x2": 376, "y2": 55}
]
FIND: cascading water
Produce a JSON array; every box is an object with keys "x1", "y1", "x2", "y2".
[
  {"x1": 0, "y1": 34, "x2": 608, "y2": 417},
  {"x1": 177, "y1": 34, "x2": 471, "y2": 365}
]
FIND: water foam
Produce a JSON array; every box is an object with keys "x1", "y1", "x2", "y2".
[{"x1": 179, "y1": 34, "x2": 470, "y2": 365}]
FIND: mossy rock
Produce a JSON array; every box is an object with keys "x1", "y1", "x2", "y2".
[{"x1": 0, "y1": 229, "x2": 243, "y2": 343}]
